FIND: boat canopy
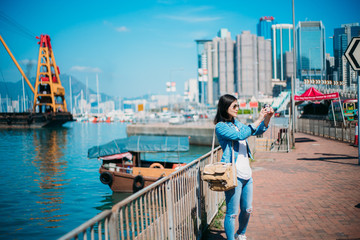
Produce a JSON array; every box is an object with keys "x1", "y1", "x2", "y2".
[
  {"x1": 88, "y1": 138, "x2": 128, "y2": 159},
  {"x1": 88, "y1": 135, "x2": 189, "y2": 159}
]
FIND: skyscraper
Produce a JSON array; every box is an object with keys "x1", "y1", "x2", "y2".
[
  {"x1": 257, "y1": 16, "x2": 275, "y2": 40},
  {"x1": 195, "y1": 39, "x2": 212, "y2": 104},
  {"x1": 196, "y1": 29, "x2": 234, "y2": 105},
  {"x1": 209, "y1": 38, "x2": 219, "y2": 103},
  {"x1": 184, "y1": 78, "x2": 198, "y2": 103},
  {"x1": 218, "y1": 32, "x2": 235, "y2": 97},
  {"x1": 197, "y1": 29, "x2": 273, "y2": 104},
  {"x1": 235, "y1": 31, "x2": 258, "y2": 98},
  {"x1": 271, "y1": 24, "x2": 294, "y2": 82},
  {"x1": 258, "y1": 36, "x2": 272, "y2": 96},
  {"x1": 235, "y1": 31, "x2": 272, "y2": 98},
  {"x1": 218, "y1": 28, "x2": 231, "y2": 39},
  {"x1": 325, "y1": 53, "x2": 335, "y2": 81},
  {"x1": 296, "y1": 21, "x2": 326, "y2": 86},
  {"x1": 333, "y1": 23, "x2": 360, "y2": 88}
]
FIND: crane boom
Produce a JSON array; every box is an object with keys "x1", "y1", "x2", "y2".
[{"x1": 0, "y1": 35, "x2": 35, "y2": 94}]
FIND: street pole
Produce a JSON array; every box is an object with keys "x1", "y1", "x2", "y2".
[
  {"x1": 309, "y1": 49, "x2": 311, "y2": 82},
  {"x1": 291, "y1": 0, "x2": 297, "y2": 148}
]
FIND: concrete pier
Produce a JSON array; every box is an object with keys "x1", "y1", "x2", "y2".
[{"x1": 126, "y1": 121, "x2": 216, "y2": 146}]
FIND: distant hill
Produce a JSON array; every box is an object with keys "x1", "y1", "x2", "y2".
[
  {"x1": 0, "y1": 74, "x2": 115, "y2": 104},
  {"x1": 0, "y1": 74, "x2": 165, "y2": 105}
]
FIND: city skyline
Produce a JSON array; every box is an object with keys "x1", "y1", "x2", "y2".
[{"x1": 0, "y1": 0, "x2": 359, "y2": 98}]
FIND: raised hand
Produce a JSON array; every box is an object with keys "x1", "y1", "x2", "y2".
[
  {"x1": 264, "y1": 107, "x2": 274, "y2": 127},
  {"x1": 259, "y1": 107, "x2": 268, "y2": 120},
  {"x1": 265, "y1": 107, "x2": 274, "y2": 118}
]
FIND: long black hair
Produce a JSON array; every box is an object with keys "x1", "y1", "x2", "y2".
[{"x1": 214, "y1": 94, "x2": 237, "y2": 124}]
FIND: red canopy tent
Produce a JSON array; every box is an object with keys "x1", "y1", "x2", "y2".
[
  {"x1": 294, "y1": 87, "x2": 339, "y2": 101},
  {"x1": 294, "y1": 87, "x2": 344, "y2": 125}
]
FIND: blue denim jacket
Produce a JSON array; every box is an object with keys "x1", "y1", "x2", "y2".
[{"x1": 215, "y1": 119, "x2": 268, "y2": 163}]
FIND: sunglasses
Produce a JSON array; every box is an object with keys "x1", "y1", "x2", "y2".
[{"x1": 232, "y1": 104, "x2": 239, "y2": 109}]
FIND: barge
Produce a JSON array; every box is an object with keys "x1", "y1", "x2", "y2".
[{"x1": 0, "y1": 34, "x2": 73, "y2": 128}]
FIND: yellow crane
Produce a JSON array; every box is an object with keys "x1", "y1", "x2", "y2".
[
  {"x1": 0, "y1": 34, "x2": 68, "y2": 113},
  {"x1": 0, "y1": 34, "x2": 72, "y2": 127}
]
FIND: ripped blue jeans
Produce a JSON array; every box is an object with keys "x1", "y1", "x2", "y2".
[{"x1": 224, "y1": 177, "x2": 253, "y2": 239}]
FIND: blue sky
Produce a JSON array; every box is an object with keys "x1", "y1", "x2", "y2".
[{"x1": 0, "y1": 0, "x2": 359, "y2": 98}]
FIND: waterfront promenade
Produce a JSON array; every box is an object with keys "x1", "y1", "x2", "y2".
[{"x1": 206, "y1": 132, "x2": 360, "y2": 240}]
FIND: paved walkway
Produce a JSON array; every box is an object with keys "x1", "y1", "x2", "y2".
[{"x1": 206, "y1": 132, "x2": 360, "y2": 240}]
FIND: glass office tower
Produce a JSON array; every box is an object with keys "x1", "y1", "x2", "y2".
[
  {"x1": 296, "y1": 21, "x2": 326, "y2": 83},
  {"x1": 272, "y1": 24, "x2": 294, "y2": 82},
  {"x1": 333, "y1": 23, "x2": 360, "y2": 87},
  {"x1": 257, "y1": 16, "x2": 275, "y2": 40},
  {"x1": 195, "y1": 40, "x2": 212, "y2": 105}
]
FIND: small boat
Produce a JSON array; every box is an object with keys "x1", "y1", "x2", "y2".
[{"x1": 88, "y1": 135, "x2": 189, "y2": 193}]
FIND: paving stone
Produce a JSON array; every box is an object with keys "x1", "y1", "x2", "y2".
[{"x1": 206, "y1": 132, "x2": 360, "y2": 240}]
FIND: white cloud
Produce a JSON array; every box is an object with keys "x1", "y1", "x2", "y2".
[
  {"x1": 103, "y1": 20, "x2": 130, "y2": 32},
  {"x1": 70, "y1": 66, "x2": 102, "y2": 73},
  {"x1": 115, "y1": 26, "x2": 129, "y2": 32}
]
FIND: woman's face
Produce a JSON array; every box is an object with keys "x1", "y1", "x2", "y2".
[{"x1": 227, "y1": 100, "x2": 239, "y2": 119}]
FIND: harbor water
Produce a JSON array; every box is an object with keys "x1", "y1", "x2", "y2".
[{"x1": 0, "y1": 122, "x2": 211, "y2": 240}]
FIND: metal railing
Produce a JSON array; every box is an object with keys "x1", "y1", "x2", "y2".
[
  {"x1": 253, "y1": 117, "x2": 290, "y2": 153},
  {"x1": 252, "y1": 117, "x2": 357, "y2": 153},
  {"x1": 58, "y1": 146, "x2": 224, "y2": 240},
  {"x1": 296, "y1": 118, "x2": 356, "y2": 143}
]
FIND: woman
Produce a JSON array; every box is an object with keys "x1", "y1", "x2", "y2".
[{"x1": 214, "y1": 94, "x2": 274, "y2": 240}]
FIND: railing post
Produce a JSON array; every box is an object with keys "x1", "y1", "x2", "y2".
[
  {"x1": 301, "y1": 119, "x2": 305, "y2": 132},
  {"x1": 196, "y1": 160, "x2": 202, "y2": 239},
  {"x1": 109, "y1": 211, "x2": 120, "y2": 240},
  {"x1": 166, "y1": 180, "x2": 175, "y2": 239}
]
